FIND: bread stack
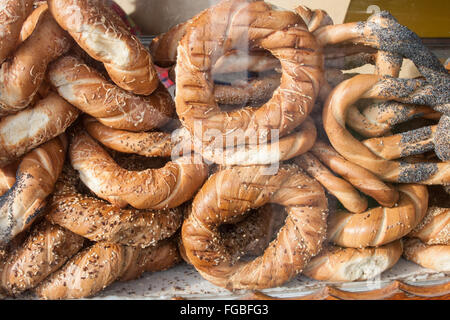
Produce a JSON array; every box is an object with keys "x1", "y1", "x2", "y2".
[{"x1": 0, "y1": 0, "x2": 448, "y2": 299}]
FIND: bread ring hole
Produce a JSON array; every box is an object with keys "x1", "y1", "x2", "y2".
[
  {"x1": 106, "y1": 148, "x2": 169, "y2": 171},
  {"x1": 217, "y1": 204, "x2": 287, "y2": 264}
]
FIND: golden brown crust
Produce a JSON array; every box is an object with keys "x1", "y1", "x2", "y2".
[
  {"x1": 403, "y1": 238, "x2": 450, "y2": 272},
  {"x1": 0, "y1": 9, "x2": 72, "y2": 115},
  {"x1": 35, "y1": 239, "x2": 180, "y2": 299},
  {"x1": 83, "y1": 116, "x2": 186, "y2": 158},
  {"x1": 295, "y1": 152, "x2": 368, "y2": 214},
  {"x1": 408, "y1": 206, "x2": 449, "y2": 245},
  {"x1": 328, "y1": 184, "x2": 428, "y2": 248},
  {"x1": 0, "y1": 220, "x2": 85, "y2": 295},
  {"x1": 70, "y1": 130, "x2": 209, "y2": 210},
  {"x1": 47, "y1": 0, "x2": 159, "y2": 95},
  {"x1": 0, "y1": 161, "x2": 18, "y2": 196},
  {"x1": 322, "y1": 74, "x2": 450, "y2": 185},
  {"x1": 46, "y1": 165, "x2": 183, "y2": 247},
  {"x1": 175, "y1": 0, "x2": 323, "y2": 149},
  {"x1": 0, "y1": 135, "x2": 67, "y2": 247},
  {"x1": 309, "y1": 141, "x2": 399, "y2": 207},
  {"x1": 17, "y1": 1, "x2": 48, "y2": 45},
  {"x1": 49, "y1": 55, "x2": 174, "y2": 132},
  {"x1": 193, "y1": 117, "x2": 317, "y2": 166},
  {"x1": 0, "y1": 0, "x2": 34, "y2": 63},
  {"x1": 0, "y1": 92, "x2": 79, "y2": 167},
  {"x1": 182, "y1": 164, "x2": 328, "y2": 290},
  {"x1": 304, "y1": 241, "x2": 402, "y2": 282}
]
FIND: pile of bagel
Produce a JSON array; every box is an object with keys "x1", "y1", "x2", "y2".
[{"x1": 0, "y1": 0, "x2": 448, "y2": 299}]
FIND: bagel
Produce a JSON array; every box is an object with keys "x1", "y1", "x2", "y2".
[
  {"x1": 46, "y1": 165, "x2": 183, "y2": 248},
  {"x1": 303, "y1": 240, "x2": 403, "y2": 282},
  {"x1": 327, "y1": 184, "x2": 428, "y2": 248},
  {"x1": 0, "y1": 135, "x2": 67, "y2": 247},
  {"x1": 175, "y1": 0, "x2": 323, "y2": 149},
  {"x1": 35, "y1": 238, "x2": 180, "y2": 300},
  {"x1": 0, "y1": 220, "x2": 85, "y2": 295},
  {"x1": 403, "y1": 238, "x2": 450, "y2": 272},
  {"x1": 70, "y1": 130, "x2": 208, "y2": 210},
  {"x1": 48, "y1": 55, "x2": 174, "y2": 132},
  {"x1": 0, "y1": 0, "x2": 34, "y2": 63},
  {"x1": 47, "y1": 0, "x2": 159, "y2": 95},
  {"x1": 181, "y1": 164, "x2": 328, "y2": 290},
  {"x1": 0, "y1": 8, "x2": 72, "y2": 115},
  {"x1": 0, "y1": 92, "x2": 79, "y2": 167},
  {"x1": 322, "y1": 74, "x2": 450, "y2": 185},
  {"x1": 407, "y1": 206, "x2": 449, "y2": 245}
]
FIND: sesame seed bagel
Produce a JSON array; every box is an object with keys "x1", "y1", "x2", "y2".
[
  {"x1": 328, "y1": 184, "x2": 428, "y2": 248},
  {"x1": 70, "y1": 130, "x2": 208, "y2": 210},
  {"x1": 47, "y1": 0, "x2": 159, "y2": 95},
  {"x1": 304, "y1": 240, "x2": 403, "y2": 282},
  {"x1": 35, "y1": 238, "x2": 181, "y2": 300},
  {"x1": 0, "y1": 220, "x2": 85, "y2": 296},
  {"x1": 403, "y1": 238, "x2": 450, "y2": 272},
  {"x1": 175, "y1": 0, "x2": 323, "y2": 149},
  {"x1": 0, "y1": 0, "x2": 34, "y2": 64},
  {"x1": 181, "y1": 164, "x2": 328, "y2": 290},
  {"x1": 49, "y1": 55, "x2": 174, "y2": 132},
  {"x1": 0, "y1": 92, "x2": 79, "y2": 167},
  {"x1": 0, "y1": 7, "x2": 72, "y2": 115},
  {"x1": 0, "y1": 135, "x2": 67, "y2": 247},
  {"x1": 45, "y1": 165, "x2": 183, "y2": 248}
]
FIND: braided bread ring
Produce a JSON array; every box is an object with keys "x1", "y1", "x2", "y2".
[
  {"x1": 175, "y1": 0, "x2": 323, "y2": 148},
  {"x1": 328, "y1": 184, "x2": 428, "y2": 248},
  {"x1": 0, "y1": 92, "x2": 79, "y2": 167},
  {"x1": 304, "y1": 240, "x2": 402, "y2": 282},
  {"x1": 46, "y1": 166, "x2": 183, "y2": 247},
  {"x1": 0, "y1": 0, "x2": 34, "y2": 63},
  {"x1": 35, "y1": 239, "x2": 180, "y2": 299},
  {"x1": 323, "y1": 74, "x2": 450, "y2": 185},
  {"x1": 0, "y1": 135, "x2": 67, "y2": 247},
  {"x1": 0, "y1": 8, "x2": 72, "y2": 115},
  {"x1": 0, "y1": 220, "x2": 85, "y2": 295},
  {"x1": 182, "y1": 164, "x2": 328, "y2": 290},
  {"x1": 407, "y1": 206, "x2": 449, "y2": 245},
  {"x1": 49, "y1": 55, "x2": 174, "y2": 132},
  {"x1": 403, "y1": 238, "x2": 450, "y2": 272},
  {"x1": 70, "y1": 131, "x2": 208, "y2": 210},
  {"x1": 309, "y1": 141, "x2": 398, "y2": 207},
  {"x1": 47, "y1": 0, "x2": 159, "y2": 95}
]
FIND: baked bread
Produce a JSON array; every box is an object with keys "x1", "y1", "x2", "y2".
[
  {"x1": 48, "y1": 55, "x2": 174, "y2": 132},
  {"x1": 403, "y1": 238, "x2": 449, "y2": 272},
  {"x1": 0, "y1": 136, "x2": 67, "y2": 246},
  {"x1": 47, "y1": 0, "x2": 159, "y2": 95},
  {"x1": 0, "y1": 92, "x2": 79, "y2": 167}
]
